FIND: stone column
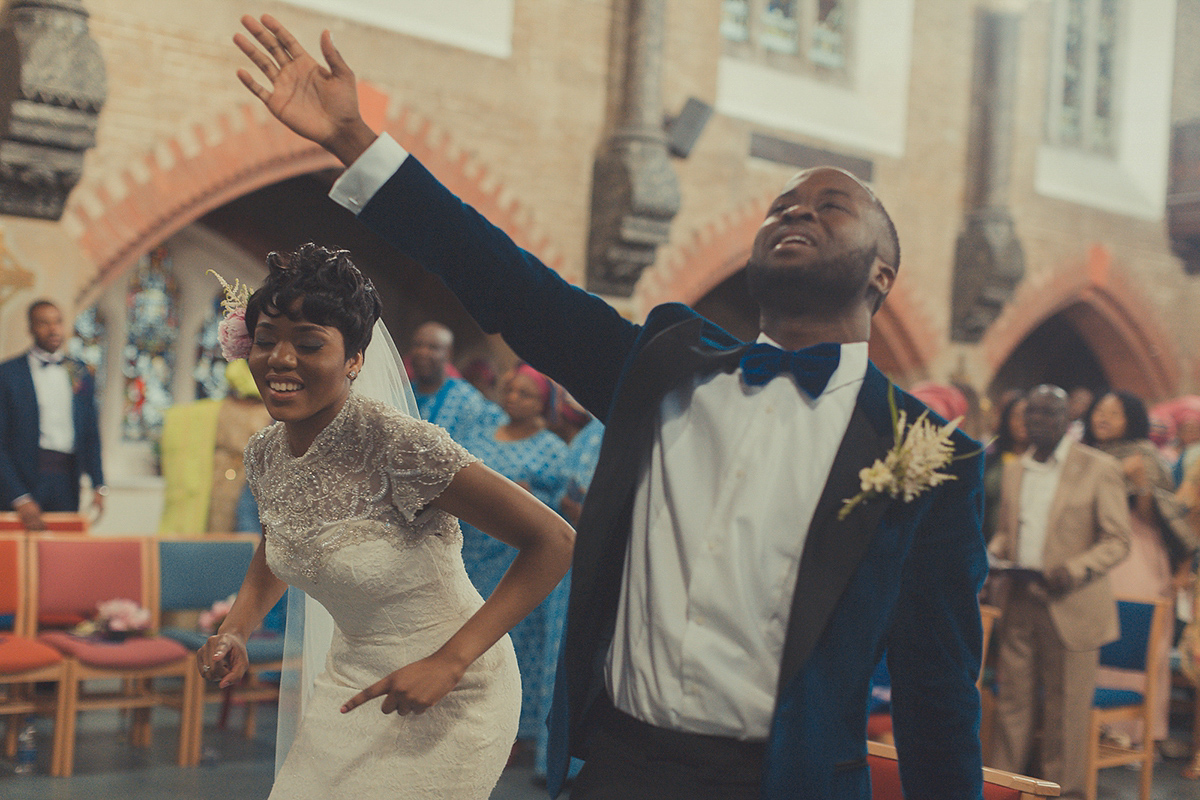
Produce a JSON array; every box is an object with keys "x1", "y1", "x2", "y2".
[
  {"x1": 585, "y1": 0, "x2": 681, "y2": 296},
  {"x1": 0, "y1": 0, "x2": 107, "y2": 220},
  {"x1": 951, "y1": 6, "x2": 1025, "y2": 342}
]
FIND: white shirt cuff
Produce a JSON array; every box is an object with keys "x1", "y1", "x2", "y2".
[{"x1": 328, "y1": 133, "x2": 410, "y2": 215}]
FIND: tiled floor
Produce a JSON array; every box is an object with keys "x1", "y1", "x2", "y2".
[{"x1": 2, "y1": 703, "x2": 1197, "y2": 799}]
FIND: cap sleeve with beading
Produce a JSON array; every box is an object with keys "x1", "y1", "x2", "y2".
[{"x1": 375, "y1": 405, "x2": 478, "y2": 523}]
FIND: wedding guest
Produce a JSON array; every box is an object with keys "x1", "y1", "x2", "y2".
[
  {"x1": 1084, "y1": 389, "x2": 1198, "y2": 755},
  {"x1": 989, "y1": 385, "x2": 1131, "y2": 800},
  {"x1": 235, "y1": 17, "x2": 990, "y2": 798},
  {"x1": 0, "y1": 299, "x2": 105, "y2": 529},
  {"x1": 457, "y1": 364, "x2": 570, "y2": 769},
  {"x1": 407, "y1": 320, "x2": 503, "y2": 440},
  {"x1": 983, "y1": 394, "x2": 1029, "y2": 545}
]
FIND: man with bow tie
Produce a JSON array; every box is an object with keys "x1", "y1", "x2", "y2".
[
  {"x1": 235, "y1": 16, "x2": 989, "y2": 799},
  {"x1": 0, "y1": 300, "x2": 105, "y2": 531}
]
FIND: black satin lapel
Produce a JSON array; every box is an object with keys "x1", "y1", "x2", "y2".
[{"x1": 777, "y1": 404, "x2": 893, "y2": 690}]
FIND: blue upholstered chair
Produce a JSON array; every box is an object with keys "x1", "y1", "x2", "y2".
[
  {"x1": 157, "y1": 535, "x2": 284, "y2": 764},
  {"x1": 1086, "y1": 596, "x2": 1173, "y2": 800}
]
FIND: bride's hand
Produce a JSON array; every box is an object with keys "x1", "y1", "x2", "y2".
[
  {"x1": 234, "y1": 14, "x2": 376, "y2": 165},
  {"x1": 196, "y1": 632, "x2": 249, "y2": 689},
  {"x1": 340, "y1": 653, "x2": 467, "y2": 715}
]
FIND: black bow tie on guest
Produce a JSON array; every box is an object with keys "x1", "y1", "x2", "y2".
[
  {"x1": 33, "y1": 352, "x2": 64, "y2": 368},
  {"x1": 739, "y1": 341, "x2": 842, "y2": 399}
]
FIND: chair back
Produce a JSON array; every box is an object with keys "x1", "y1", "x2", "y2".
[
  {"x1": 1100, "y1": 599, "x2": 1160, "y2": 671},
  {"x1": 31, "y1": 536, "x2": 150, "y2": 631},
  {"x1": 158, "y1": 536, "x2": 257, "y2": 612},
  {"x1": 0, "y1": 535, "x2": 23, "y2": 633},
  {"x1": 0, "y1": 513, "x2": 90, "y2": 533}
]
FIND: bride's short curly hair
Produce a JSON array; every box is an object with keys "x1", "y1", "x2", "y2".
[{"x1": 245, "y1": 243, "x2": 382, "y2": 357}]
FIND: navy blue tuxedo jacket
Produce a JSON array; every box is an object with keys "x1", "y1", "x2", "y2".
[
  {"x1": 357, "y1": 155, "x2": 988, "y2": 799},
  {"x1": 0, "y1": 354, "x2": 104, "y2": 507}
]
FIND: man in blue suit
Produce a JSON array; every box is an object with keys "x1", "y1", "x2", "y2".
[
  {"x1": 236, "y1": 16, "x2": 989, "y2": 799},
  {"x1": 0, "y1": 300, "x2": 105, "y2": 530}
]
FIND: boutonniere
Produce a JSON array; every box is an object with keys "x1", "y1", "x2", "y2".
[
  {"x1": 838, "y1": 383, "x2": 962, "y2": 520},
  {"x1": 209, "y1": 270, "x2": 254, "y2": 361},
  {"x1": 64, "y1": 359, "x2": 84, "y2": 394}
]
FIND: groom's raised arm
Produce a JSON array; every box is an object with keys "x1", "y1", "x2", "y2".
[{"x1": 235, "y1": 14, "x2": 639, "y2": 418}]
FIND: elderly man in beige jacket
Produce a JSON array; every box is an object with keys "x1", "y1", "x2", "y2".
[{"x1": 988, "y1": 384, "x2": 1132, "y2": 800}]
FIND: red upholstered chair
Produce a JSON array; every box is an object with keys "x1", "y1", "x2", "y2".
[
  {"x1": 30, "y1": 535, "x2": 200, "y2": 776},
  {"x1": 0, "y1": 534, "x2": 71, "y2": 775},
  {"x1": 868, "y1": 740, "x2": 1060, "y2": 799}
]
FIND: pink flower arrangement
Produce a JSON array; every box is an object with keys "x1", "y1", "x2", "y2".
[
  {"x1": 218, "y1": 307, "x2": 252, "y2": 361},
  {"x1": 209, "y1": 270, "x2": 254, "y2": 361},
  {"x1": 199, "y1": 595, "x2": 236, "y2": 635},
  {"x1": 95, "y1": 598, "x2": 151, "y2": 638}
]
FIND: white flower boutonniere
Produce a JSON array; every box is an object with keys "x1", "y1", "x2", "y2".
[{"x1": 839, "y1": 384, "x2": 962, "y2": 520}]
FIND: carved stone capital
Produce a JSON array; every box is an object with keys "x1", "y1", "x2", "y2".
[
  {"x1": 0, "y1": 0, "x2": 107, "y2": 220},
  {"x1": 951, "y1": 208, "x2": 1025, "y2": 342},
  {"x1": 586, "y1": 134, "x2": 681, "y2": 296}
]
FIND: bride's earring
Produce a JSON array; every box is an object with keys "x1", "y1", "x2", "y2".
[{"x1": 348, "y1": 370, "x2": 358, "y2": 381}]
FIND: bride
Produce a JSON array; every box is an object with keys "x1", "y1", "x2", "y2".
[{"x1": 195, "y1": 244, "x2": 574, "y2": 798}]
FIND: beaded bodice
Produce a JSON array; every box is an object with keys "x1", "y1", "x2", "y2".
[{"x1": 244, "y1": 392, "x2": 476, "y2": 581}]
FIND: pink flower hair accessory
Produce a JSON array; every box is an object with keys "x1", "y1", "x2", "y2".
[{"x1": 209, "y1": 270, "x2": 254, "y2": 361}]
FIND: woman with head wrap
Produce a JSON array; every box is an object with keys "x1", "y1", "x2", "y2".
[{"x1": 457, "y1": 363, "x2": 570, "y2": 771}]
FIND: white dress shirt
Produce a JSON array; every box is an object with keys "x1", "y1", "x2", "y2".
[
  {"x1": 328, "y1": 134, "x2": 870, "y2": 739},
  {"x1": 27, "y1": 348, "x2": 75, "y2": 454},
  {"x1": 1015, "y1": 434, "x2": 1073, "y2": 569}
]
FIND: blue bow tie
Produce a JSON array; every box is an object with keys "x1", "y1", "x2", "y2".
[
  {"x1": 739, "y1": 342, "x2": 841, "y2": 398},
  {"x1": 34, "y1": 354, "x2": 64, "y2": 368}
]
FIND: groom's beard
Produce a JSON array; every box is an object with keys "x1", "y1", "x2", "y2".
[{"x1": 746, "y1": 243, "x2": 877, "y2": 318}]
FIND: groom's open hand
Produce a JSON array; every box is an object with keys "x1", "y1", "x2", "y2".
[
  {"x1": 341, "y1": 652, "x2": 468, "y2": 716},
  {"x1": 234, "y1": 14, "x2": 378, "y2": 165}
]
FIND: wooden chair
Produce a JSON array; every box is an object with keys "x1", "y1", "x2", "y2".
[
  {"x1": 0, "y1": 512, "x2": 90, "y2": 533},
  {"x1": 1085, "y1": 595, "x2": 1173, "y2": 800},
  {"x1": 978, "y1": 602, "x2": 1001, "y2": 757},
  {"x1": 0, "y1": 534, "x2": 71, "y2": 775},
  {"x1": 29, "y1": 534, "x2": 200, "y2": 776},
  {"x1": 868, "y1": 740, "x2": 1060, "y2": 799},
  {"x1": 869, "y1": 603, "x2": 1001, "y2": 747},
  {"x1": 155, "y1": 535, "x2": 283, "y2": 765}
]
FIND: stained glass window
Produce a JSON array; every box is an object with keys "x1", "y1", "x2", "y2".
[
  {"x1": 68, "y1": 306, "x2": 106, "y2": 398},
  {"x1": 721, "y1": 0, "x2": 851, "y2": 76},
  {"x1": 1048, "y1": 0, "x2": 1121, "y2": 155},
  {"x1": 122, "y1": 245, "x2": 178, "y2": 442},
  {"x1": 1092, "y1": 0, "x2": 1118, "y2": 151},
  {"x1": 194, "y1": 293, "x2": 228, "y2": 400},
  {"x1": 721, "y1": 0, "x2": 750, "y2": 42},
  {"x1": 810, "y1": 0, "x2": 847, "y2": 70},
  {"x1": 761, "y1": 0, "x2": 799, "y2": 54}
]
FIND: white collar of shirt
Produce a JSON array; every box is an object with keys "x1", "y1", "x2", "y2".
[
  {"x1": 29, "y1": 346, "x2": 66, "y2": 367},
  {"x1": 1020, "y1": 433, "x2": 1073, "y2": 473}
]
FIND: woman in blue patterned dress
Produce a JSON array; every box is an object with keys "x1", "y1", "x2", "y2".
[{"x1": 458, "y1": 364, "x2": 569, "y2": 764}]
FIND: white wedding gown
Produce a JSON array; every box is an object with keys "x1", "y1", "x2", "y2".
[{"x1": 245, "y1": 392, "x2": 521, "y2": 799}]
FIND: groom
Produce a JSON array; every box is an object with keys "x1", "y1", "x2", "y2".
[{"x1": 235, "y1": 15, "x2": 988, "y2": 799}]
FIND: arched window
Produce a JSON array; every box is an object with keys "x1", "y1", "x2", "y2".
[
  {"x1": 67, "y1": 305, "x2": 107, "y2": 396},
  {"x1": 194, "y1": 293, "x2": 228, "y2": 400},
  {"x1": 122, "y1": 245, "x2": 178, "y2": 442}
]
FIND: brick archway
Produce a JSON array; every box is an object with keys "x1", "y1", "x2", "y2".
[
  {"x1": 633, "y1": 200, "x2": 940, "y2": 381},
  {"x1": 69, "y1": 84, "x2": 562, "y2": 305},
  {"x1": 982, "y1": 245, "x2": 1179, "y2": 401}
]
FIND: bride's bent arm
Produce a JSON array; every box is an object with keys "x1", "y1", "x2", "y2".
[
  {"x1": 195, "y1": 539, "x2": 289, "y2": 689},
  {"x1": 341, "y1": 461, "x2": 574, "y2": 715}
]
